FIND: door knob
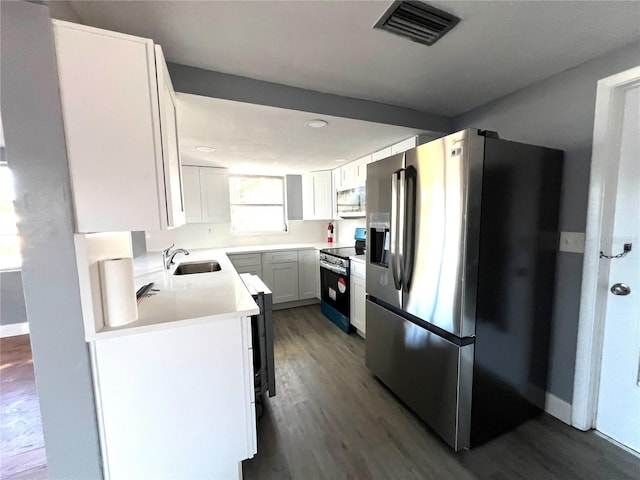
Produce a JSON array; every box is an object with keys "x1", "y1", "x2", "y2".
[{"x1": 610, "y1": 283, "x2": 631, "y2": 296}]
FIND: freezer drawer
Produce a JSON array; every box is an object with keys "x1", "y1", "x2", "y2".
[{"x1": 365, "y1": 299, "x2": 473, "y2": 451}]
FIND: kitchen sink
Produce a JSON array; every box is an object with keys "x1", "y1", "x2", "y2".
[{"x1": 173, "y1": 260, "x2": 222, "y2": 275}]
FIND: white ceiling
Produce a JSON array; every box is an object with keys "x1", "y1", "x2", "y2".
[
  {"x1": 48, "y1": 0, "x2": 640, "y2": 173},
  {"x1": 59, "y1": 0, "x2": 640, "y2": 116},
  {"x1": 177, "y1": 94, "x2": 426, "y2": 174}
]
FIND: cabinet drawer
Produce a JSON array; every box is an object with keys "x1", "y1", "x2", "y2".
[
  {"x1": 262, "y1": 250, "x2": 298, "y2": 264},
  {"x1": 228, "y1": 253, "x2": 262, "y2": 267},
  {"x1": 234, "y1": 264, "x2": 262, "y2": 277},
  {"x1": 351, "y1": 260, "x2": 366, "y2": 279}
]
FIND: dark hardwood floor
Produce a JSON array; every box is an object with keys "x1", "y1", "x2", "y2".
[
  {"x1": 0, "y1": 335, "x2": 47, "y2": 480},
  {"x1": 243, "y1": 305, "x2": 640, "y2": 480},
  {"x1": 2, "y1": 309, "x2": 638, "y2": 480}
]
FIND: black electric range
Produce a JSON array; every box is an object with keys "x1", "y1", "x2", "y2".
[{"x1": 319, "y1": 246, "x2": 359, "y2": 333}]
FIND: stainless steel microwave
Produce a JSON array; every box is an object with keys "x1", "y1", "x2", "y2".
[{"x1": 337, "y1": 186, "x2": 366, "y2": 218}]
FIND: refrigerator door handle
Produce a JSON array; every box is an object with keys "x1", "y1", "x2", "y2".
[
  {"x1": 390, "y1": 169, "x2": 402, "y2": 290},
  {"x1": 403, "y1": 166, "x2": 417, "y2": 290},
  {"x1": 398, "y1": 167, "x2": 407, "y2": 288}
]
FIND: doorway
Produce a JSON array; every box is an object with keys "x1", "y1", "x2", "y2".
[{"x1": 572, "y1": 66, "x2": 640, "y2": 453}]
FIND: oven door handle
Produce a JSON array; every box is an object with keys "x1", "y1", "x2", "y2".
[{"x1": 319, "y1": 260, "x2": 348, "y2": 276}]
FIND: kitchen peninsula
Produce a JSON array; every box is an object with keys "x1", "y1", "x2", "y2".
[{"x1": 75, "y1": 236, "x2": 260, "y2": 479}]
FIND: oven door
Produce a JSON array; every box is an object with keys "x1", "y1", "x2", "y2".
[{"x1": 320, "y1": 261, "x2": 349, "y2": 317}]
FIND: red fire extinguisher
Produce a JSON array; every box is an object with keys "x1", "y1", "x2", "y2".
[{"x1": 327, "y1": 222, "x2": 334, "y2": 243}]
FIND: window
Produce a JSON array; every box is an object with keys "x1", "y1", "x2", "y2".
[
  {"x1": 0, "y1": 164, "x2": 21, "y2": 269},
  {"x1": 229, "y1": 175, "x2": 286, "y2": 233}
]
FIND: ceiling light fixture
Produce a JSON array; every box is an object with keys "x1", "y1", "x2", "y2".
[
  {"x1": 195, "y1": 145, "x2": 215, "y2": 153},
  {"x1": 305, "y1": 119, "x2": 328, "y2": 128},
  {"x1": 335, "y1": 158, "x2": 347, "y2": 162}
]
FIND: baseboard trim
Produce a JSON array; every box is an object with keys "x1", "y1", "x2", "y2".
[
  {"x1": 272, "y1": 298, "x2": 319, "y2": 311},
  {"x1": 0, "y1": 322, "x2": 30, "y2": 338},
  {"x1": 545, "y1": 392, "x2": 572, "y2": 425},
  {"x1": 595, "y1": 431, "x2": 640, "y2": 458}
]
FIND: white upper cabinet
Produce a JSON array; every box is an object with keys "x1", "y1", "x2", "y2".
[
  {"x1": 340, "y1": 155, "x2": 370, "y2": 189},
  {"x1": 371, "y1": 146, "x2": 392, "y2": 162},
  {"x1": 183, "y1": 166, "x2": 230, "y2": 224},
  {"x1": 331, "y1": 168, "x2": 342, "y2": 220},
  {"x1": 155, "y1": 45, "x2": 186, "y2": 228},
  {"x1": 391, "y1": 137, "x2": 419, "y2": 155},
  {"x1": 302, "y1": 170, "x2": 332, "y2": 220},
  {"x1": 53, "y1": 21, "x2": 185, "y2": 233}
]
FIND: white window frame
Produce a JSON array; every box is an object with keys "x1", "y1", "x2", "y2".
[{"x1": 229, "y1": 174, "x2": 287, "y2": 234}]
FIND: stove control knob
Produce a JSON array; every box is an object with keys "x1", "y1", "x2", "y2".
[{"x1": 337, "y1": 259, "x2": 343, "y2": 266}]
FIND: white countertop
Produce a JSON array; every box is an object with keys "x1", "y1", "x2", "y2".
[
  {"x1": 92, "y1": 242, "x2": 357, "y2": 341},
  {"x1": 94, "y1": 249, "x2": 260, "y2": 340},
  {"x1": 349, "y1": 255, "x2": 366, "y2": 264},
  {"x1": 221, "y1": 242, "x2": 353, "y2": 254}
]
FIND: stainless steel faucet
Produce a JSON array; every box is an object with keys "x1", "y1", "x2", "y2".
[{"x1": 163, "y1": 244, "x2": 190, "y2": 270}]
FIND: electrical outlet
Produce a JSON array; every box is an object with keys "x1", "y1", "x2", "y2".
[{"x1": 559, "y1": 231, "x2": 585, "y2": 253}]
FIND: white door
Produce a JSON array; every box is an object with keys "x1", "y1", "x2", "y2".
[{"x1": 596, "y1": 84, "x2": 640, "y2": 453}]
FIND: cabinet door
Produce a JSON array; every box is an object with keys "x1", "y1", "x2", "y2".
[
  {"x1": 93, "y1": 319, "x2": 254, "y2": 478},
  {"x1": 342, "y1": 163, "x2": 357, "y2": 188},
  {"x1": 355, "y1": 155, "x2": 370, "y2": 186},
  {"x1": 155, "y1": 45, "x2": 185, "y2": 228},
  {"x1": 332, "y1": 168, "x2": 342, "y2": 220},
  {"x1": 54, "y1": 21, "x2": 164, "y2": 233},
  {"x1": 391, "y1": 137, "x2": 417, "y2": 155},
  {"x1": 262, "y1": 262, "x2": 299, "y2": 304},
  {"x1": 182, "y1": 166, "x2": 203, "y2": 223},
  {"x1": 298, "y1": 250, "x2": 318, "y2": 300},
  {"x1": 312, "y1": 171, "x2": 332, "y2": 219},
  {"x1": 302, "y1": 171, "x2": 332, "y2": 220},
  {"x1": 372, "y1": 147, "x2": 392, "y2": 163},
  {"x1": 200, "y1": 168, "x2": 231, "y2": 224},
  {"x1": 350, "y1": 275, "x2": 366, "y2": 335}
]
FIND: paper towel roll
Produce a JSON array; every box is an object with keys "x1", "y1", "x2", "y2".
[{"x1": 99, "y1": 257, "x2": 138, "y2": 328}]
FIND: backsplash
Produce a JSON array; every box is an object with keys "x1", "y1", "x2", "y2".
[
  {"x1": 145, "y1": 220, "x2": 329, "y2": 251},
  {"x1": 335, "y1": 218, "x2": 366, "y2": 244}
]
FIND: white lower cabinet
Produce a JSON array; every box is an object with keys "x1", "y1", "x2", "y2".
[
  {"x1": 350, "y1": 260, "x2": 366, "y2": 337},
  {"x1": 91, "y1": 317, "x2": 255, "y2": 479},
  {"x1": 230, "y1": 249, "x2": 319, "y2": 305},
  {"x1": 228, "y1": 253, "x2": 263, "y2": 277},
  {"x1": 262, "y1": 261, "x2": 299, "y2": 304},
  {"x1": 261, "y1": 251, "x2": 299, "y2": 304},
  {"x1": 298, "y1": 249, "x2": 318, "y2": 300}
]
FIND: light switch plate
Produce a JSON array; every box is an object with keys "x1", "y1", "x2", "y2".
[{"x1": 559, "y1": 231, "x2": 585, "y2": 253}]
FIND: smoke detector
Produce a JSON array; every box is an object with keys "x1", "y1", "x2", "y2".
[{"x1": 374, "y1": 1, "x2": 460, "y2": 46}]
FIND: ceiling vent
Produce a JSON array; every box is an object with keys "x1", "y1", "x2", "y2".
[{"x1": 374, "y1": 1, "x2": 460, "y2": 46}]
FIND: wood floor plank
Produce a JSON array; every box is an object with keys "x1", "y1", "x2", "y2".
[
  {"x1": 0, "y1": 335, "x2": 48, "y2": 479},
  {"x1": 243, "y1": 305, "x2": 640, "y2": 480}
]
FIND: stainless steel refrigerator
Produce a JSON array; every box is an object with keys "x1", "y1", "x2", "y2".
[{"x1": 365, "y1": 129, "x2": 563, "y2": 451}]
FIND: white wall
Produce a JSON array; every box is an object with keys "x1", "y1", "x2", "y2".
[
  {"x1": 454, "y1": 40, "x2": 640, "y2": 404},
  {"x1": 145, "y1": 220, "x2": 328, "y2": 251},
  {"x1": 335, "y1": 218, "x2": 366, "y2": 244}
]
